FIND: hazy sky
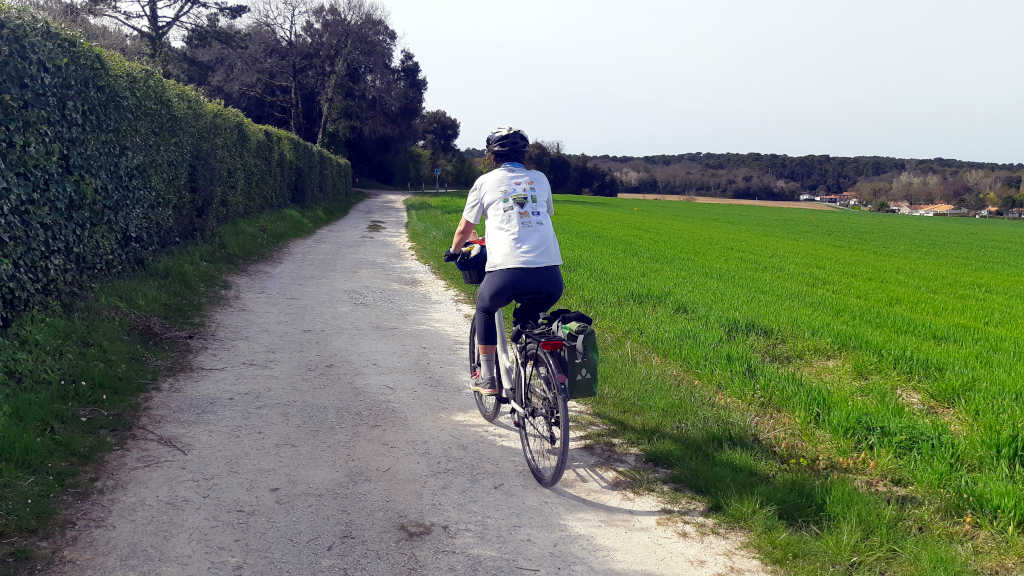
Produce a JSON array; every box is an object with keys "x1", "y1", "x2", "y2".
[{"x1": 380, "y1": 0, "x2": 1024, "y2": 164}]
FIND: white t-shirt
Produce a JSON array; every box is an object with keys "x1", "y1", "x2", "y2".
[{"x1": 462, "y1": 163, "x2": 563, "y2": 272}]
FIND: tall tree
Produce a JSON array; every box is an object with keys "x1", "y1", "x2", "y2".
[
  {"x1": 394, "y1": 49, "x2": 427, "y2": 142},
  {"x1": 303, "y1": 0, "x2": 394, "y2": 149},
  {"x1": 417, "y1": 109, "x2": 459, "y2": 155},
  {"x1": 301, "y1": 0, "x2": 426, "y2": 181},
  {"x1": 178, "y1": 0, "x2": 430, "y2": 183},
  {"x1": 180, "y1": 20, "x2": 291, "y2": 126},
  {"x1": 252, "y1": 0, "x2": 309, "y2": 133},
  {"x1": 23, "y1": 0, "x2": 144, "y2": 54},
  {"x1": 86, "y1": 0, "x2": 247, "y2": 59}
]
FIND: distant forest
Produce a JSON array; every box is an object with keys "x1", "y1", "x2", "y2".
[
  {"x1": 472, "y1": 144, "x2": 1024, "y2": 210},
  {"x1": 588, "y1": 153, "x2": 1024, "y2": 209}
]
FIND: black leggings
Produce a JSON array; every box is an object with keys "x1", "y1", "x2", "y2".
[{"x1": 475, "y1": 266, "x2": 563, "y2": 346}]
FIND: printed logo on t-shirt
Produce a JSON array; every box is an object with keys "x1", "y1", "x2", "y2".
[{"x1": 466, "y1": 168, "x2": 562, "y2": 270}]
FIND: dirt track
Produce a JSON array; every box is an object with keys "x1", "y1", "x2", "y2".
[
  {"x1": 618, "y1": 193, "x2": 837, "y2": 210},
  {"x1": 39, "y1": 192, "x2": 766, "y2": 576}
]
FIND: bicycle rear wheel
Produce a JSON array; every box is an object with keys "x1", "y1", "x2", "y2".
[
  {"x1": 469, "y1": 320, "x2": 501, "y2": 422},
  {"x1": 518, "y1": 346, "x2": 569, "y2": 487}
]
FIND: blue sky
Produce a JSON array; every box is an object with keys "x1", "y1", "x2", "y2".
[{"x1": 382, "y1": 0, "x2": 1024, "y2": 164}]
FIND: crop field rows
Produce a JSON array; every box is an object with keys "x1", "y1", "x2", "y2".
[{"x1": 406, "y1": 194, "x2": 1024, "y2": 575}]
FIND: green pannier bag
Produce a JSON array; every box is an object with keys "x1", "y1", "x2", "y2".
[{"x1": 559, "y1": 320, "x2": 598, "y2": 399}]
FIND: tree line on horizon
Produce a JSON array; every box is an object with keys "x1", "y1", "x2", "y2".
[
  {"x1": 478, "y1": 146, "x2": 1024, "y2": 209},
  {"x1": 462, "y1": 142, "x2": 620, "y2": 197},
  {"x1": 588, "y1": 152, "x2": 1024, "y2": 211}
]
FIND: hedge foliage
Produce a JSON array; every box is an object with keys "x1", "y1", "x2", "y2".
[{"x1": 0, "y1": 9, "x2": 352, "y2": 327}]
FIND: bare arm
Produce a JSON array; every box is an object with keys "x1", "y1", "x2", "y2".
[{"x1": 450, "y1": 218, "x2": 477, "y2": 252}]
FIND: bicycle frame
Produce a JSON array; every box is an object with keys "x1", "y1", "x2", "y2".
[{"x1": 494, "y1": 308, "x2": 527, "y2": 416}]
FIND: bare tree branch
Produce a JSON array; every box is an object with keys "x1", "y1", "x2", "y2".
[{"x1": 86, "y1": 0, "x2": 247, "y2": 58}]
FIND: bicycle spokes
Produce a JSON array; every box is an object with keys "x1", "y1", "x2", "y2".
[{"x1": 518, "y1": 348, "x2": 569, "y2": 487}]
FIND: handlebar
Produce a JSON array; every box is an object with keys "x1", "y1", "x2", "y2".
[{"x1": 444, "y1": 238, "x2": 485, "y2": 263}]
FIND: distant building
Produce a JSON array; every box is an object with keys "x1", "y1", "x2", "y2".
[
  {"x1": 799, "y1": 193, "x2": 819, "y2": 202},
  {"x1": 889, "y1": 201, "x2": 912, "y2": 214},
  {"x1": 908, "y1": 203, "x2": 964, "y2": 216},
  {"x1": 840, "y1": 192, "x2": 861, "y2": 206},
  {"x1": 821, "y1": 192, "x2": 860, "y2": 207}
]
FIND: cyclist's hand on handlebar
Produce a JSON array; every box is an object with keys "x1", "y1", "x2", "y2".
[{"x1": 443, "y1": 249, "x2": 459, "y2": 263}]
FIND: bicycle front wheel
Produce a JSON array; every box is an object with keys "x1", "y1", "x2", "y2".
[
  {"x1": 469, "y1": 320, "x2": 501, "y2": 422},
  {"x1": 518, "y1": 346, "x2": 569, "y2": 487}
]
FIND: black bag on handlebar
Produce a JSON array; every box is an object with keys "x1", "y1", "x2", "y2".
[
  {"x1": 461, "y1": 266, "x2": 486, "y2": 285},
  {"x1": 456, "y1": 242, "x2": 486, "y2": 285}
]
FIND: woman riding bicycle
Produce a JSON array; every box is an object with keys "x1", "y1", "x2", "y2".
[{"x1": 444, "y1": 127, "x2": 564, "y2": 397}]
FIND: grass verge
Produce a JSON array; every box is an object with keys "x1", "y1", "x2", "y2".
[
  {"x1": 0, "y1": 194, "x2": 362, "y2": 569},
  {"x1": 405, "y1": 193, "x2": 1021, "y2": 576}
]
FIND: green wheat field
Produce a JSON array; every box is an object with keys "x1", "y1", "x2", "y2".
[{"x1": 406, "y1": 193, "x2": 1024, "y2": 575}]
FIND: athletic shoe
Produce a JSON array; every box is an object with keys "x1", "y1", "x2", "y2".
[{"x1": 471, "y1": 371, "x2": 498, "y2": 396}]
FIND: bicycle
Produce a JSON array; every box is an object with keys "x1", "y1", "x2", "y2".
[{"x1": 449, "y1": 241, "x2": 571, "y2": 487}]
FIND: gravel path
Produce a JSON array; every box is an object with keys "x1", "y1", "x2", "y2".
[{"x1": 41, "y1": 192, "x2": 766, "y2": 576}]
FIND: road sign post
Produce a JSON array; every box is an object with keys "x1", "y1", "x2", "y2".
[{"x1": 433, "y1": 168, "x2": 440, "y2": 192}]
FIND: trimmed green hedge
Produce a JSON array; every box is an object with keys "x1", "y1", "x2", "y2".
[{"x1": 0, "y1": 9, "x2": 351, "y2": 327}]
